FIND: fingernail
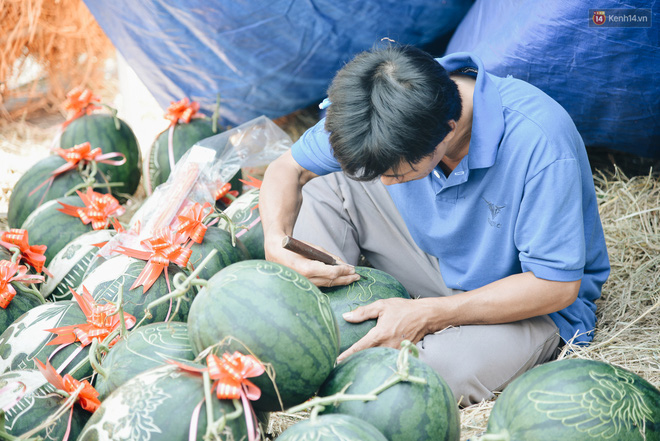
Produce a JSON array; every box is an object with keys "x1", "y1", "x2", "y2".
[{"x1": 342, "y1": 311, "x2": 353, "y2": 320}]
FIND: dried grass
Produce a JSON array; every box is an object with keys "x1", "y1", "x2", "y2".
[{"x1": 0, "y1": 0, "x2": 114, "y2": 122}]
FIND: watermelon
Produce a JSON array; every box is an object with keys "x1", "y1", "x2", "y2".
[
  {"x1": 186, "y1": 227, "x2": 250, "y2": 280},
  {"x1": 275, "y1": 413, "x2": 388, "y2": 441},
  {"x1": 94, "y1": 321, "x2": 196, "y2": 400},
  {"x1": 484, "y1": 358, "x2": 660, "y2": 441},
  {"x1": 7, "y1": 155, "x2": 89, "y2": 229},
  {"x1": 20, "y1": 195, "x2": 94, "y2": 266},
  {"x1": 218, "y1": 188, "x2": 264, "y2": 259},
  {"x1": 0, "y1": 300, "x2": 93, "y2": 379},
  {"x1": 0, "y1": 282, "x2": 44, "y2": 335},
  {"x1": 146, "y1": 118, "x2": 218, "y2": 193},
  {"x1": 77, "y1": 364, "x2": 252, "y2": 441},
  {"x1": 80, "y1": 254, "x2": 195, "y2": 323},
  {"x1": 321, "y1": 266, "x2": 411, "y2": 352},
  {"x1": 187, "y1": 260, "x2": 340, "y2": 411},
  {"x1": 59, "y1": 113, "x2": 142, "y2": 198},
  {"x1": 40, "y1": 229, "x2": 115, "y2": 301},
  {"x1": 318, "y1": 346, "x2": 460, "y2": 441},
  {"x1": 0, "y1": 369, "x2": 91, "y2": 440}
]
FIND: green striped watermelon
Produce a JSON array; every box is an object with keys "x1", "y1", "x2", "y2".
[
  {"x1": 0, "y1": 300, "x2": 93, "y2": 379},
  {"x1": 186, "y1": 227, "x2": 250, "y2": 280},
  {"x1": 0, "y1": 282, "x2": 44, "y2": 335},
  {"x1": 321, "y1": 266, "x2": 411, "y2": 352},
  {"x1": 7, "y1": 155, "x2": 89, "y2": 229},
  {"x1": 40, "y1": 229, "x2": 115, "y2": 301},
  {"x1": 484, "y1": 358, "x2": 660, "y2": 441},
  {"x1": 0, "y1": 369, "x2": 91, "y2": 440},
  {"x1": 275, "y1": 413, "x2": 388, "y2": 441},
  {"x1": 59, "y1": 114, "x2": 142, "y2": 198},
  {"x1": 20, "y1": 195, "x2": 94, "y2": 266},
  {"x1": 218, "y1": 188, "x2": 264, "y2": 259},
  {"x1": 94, "y1": 321, "x2": 196, "y2": 400},
  {"x1": 78, "y1": 364, "x2": 252, "y2": 441},
  {"x1": 319, "y1": 346, "x2": 460, "y2": 441},
  {"x1": 145, "y1": 118, "x2": 218, "y2": 194},
  {"x1": 79, "y1": 254, "x2": 194, "y2": 323},
  {"x1": 187, "y1": 260, "x2": 339, "y2": 411}
]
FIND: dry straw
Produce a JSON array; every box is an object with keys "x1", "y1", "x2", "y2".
[{"x1": 0, "y1": 0, "x2": 114, "y2": 121}]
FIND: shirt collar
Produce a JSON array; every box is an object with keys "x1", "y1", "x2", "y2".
[{"x1": 436, "y1": 52, "x2": 504, "y2": 170}]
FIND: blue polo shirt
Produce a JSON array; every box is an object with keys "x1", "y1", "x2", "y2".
[{"x1": 291, "y1": 52, "x2": 610, "y2": 344}]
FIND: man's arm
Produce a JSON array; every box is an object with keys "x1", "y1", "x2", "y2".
[
  {"x1": 338, "y1": 271, "x2": 579, "y2": 362},
  {"x1": 259, "y1": 150, "x2": 359, "y2": 287}
]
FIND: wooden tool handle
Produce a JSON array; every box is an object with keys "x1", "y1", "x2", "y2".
[{"x1": 282, "y1": 236, "x2": 338, "y2": 265}]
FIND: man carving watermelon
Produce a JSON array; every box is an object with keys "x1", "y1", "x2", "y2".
[{"x1": 259, "y1": 44, "x2": 610, "y2": 406}]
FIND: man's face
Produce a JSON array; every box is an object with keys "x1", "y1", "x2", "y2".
[{"x1": 380, "y1": 142, "x2": 446, "y2": 186}]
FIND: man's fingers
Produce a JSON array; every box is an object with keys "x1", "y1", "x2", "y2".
[
  {"x1": 337, "y1": 329, "x2": 380, "y2": 363},
  {"x1": 341, "y1": 301, "x2": 381, "y2": 323}
]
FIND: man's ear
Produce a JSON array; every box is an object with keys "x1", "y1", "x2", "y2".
[{"x1": 441, "y1": 120, "x2": 458, "y2": 145}]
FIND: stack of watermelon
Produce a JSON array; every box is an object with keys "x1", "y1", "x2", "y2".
[{"x1": 3, "y1": 92, "x2": 658, "y2": 441}]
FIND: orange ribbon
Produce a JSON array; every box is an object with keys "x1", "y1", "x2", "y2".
[
  {"x1": 170, "y1": 352, "x2": 264, "y2": 441},
  {"x1": 0, "y1": 260, "x2": 44, "y2": 309},
  {"x1": 45, "y1": 286, "x2": 136, "y2": 348},
  {"x1": 62, "y1": 87, "x2": 101, "y2": 129},
  {"x1": 35, "y1": 359, "x2": 101, "y2": 413},
  {"x1": 176, "y1": 202, "x2": 213, "y2": 244},
  {"x1": 0, "y1": 229, "x2": 48, "y2": 274},
  {"x1": 239, "y1": 175, "x2": 263, "y2": 189},
  {"x1": 29, "y1": 142, "x2": 127, "y2": 199},
  {"x1": 116, "y1": 227, "x2": 192, "y2": 293},
  {"x1": 164, "y1": 97, "x2": 200, "y2": 126},
  {"x1": 58, "y1": 188, "x2": 125, "y2": 230},
  {"x1": 207, "y1": 352, "x2": 264, "y2": 401}
]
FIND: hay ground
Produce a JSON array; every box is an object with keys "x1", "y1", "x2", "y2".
[{"x1": 0, "y1": 116, "x2": 658, "y2": 440}]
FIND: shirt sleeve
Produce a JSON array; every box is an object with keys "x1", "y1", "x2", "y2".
[
  {"x1": 290, "y1": 118, "x2": 342, "y2": 176},
  {"x1": 515, "y1": 158, "x2": 586, "y2": 282}
]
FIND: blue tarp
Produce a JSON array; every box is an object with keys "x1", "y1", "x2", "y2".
[
  {"x1": 446, "y1": 0, "x2": 659, "y2": 157},
  {"x1": 84, "y1": 0, "x2": 472, "y2": 126}
]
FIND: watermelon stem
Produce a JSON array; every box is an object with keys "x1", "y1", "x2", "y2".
[
  {"x1": 145, "y1": 249, "x2": 217, "y2": 313},
  {"x1": 89, "y1": 338, "x2": 109, "y2": 379},
  {"x1": 286, "y1": 341, "x2": 427, "y2": 415},
  {"x1": 7, "y1": 247, "x2": 21, "y2": 264},
  {"x1": 100, "y1": 103, "x2": 121, "y2": 130},
  {"x1": 208, "y1": 211, "x2": 240, "y2": 247},
  {"x1": 21, "y1": 283, "x2": 47, "y2": 305}
]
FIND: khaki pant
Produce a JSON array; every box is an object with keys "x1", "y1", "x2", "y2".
[{"x1": 293, "y1": 173, "x2": 560, "y2": 406}]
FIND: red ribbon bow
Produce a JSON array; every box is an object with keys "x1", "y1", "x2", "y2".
[
  {"x1": 58, "y1": 188, "x2": 125, "y2": 230},
  {"x1": 170, "y1": 351, "x2": 264, "y2": 441},
  {"x1": 165, "y1": 98, "x2": 200, "y2": 126},
  {"x1": 46, "y1": 286, "x2": 136, "y2": 348},
  {"x1": 29, "y1": 142, "x2": 126, "y2": 199},
  {"x1": 116, "y1": 227, "x2": 192, "y2": 293},
  {"x1": 62, "y1": 87, "x2": 101, "y2": 128},
  {"x1": 35, "y1": 359, "x2": 101, "y2": 413},
  {"x1": 0, "y1": 229, "x2": 48, "y2": 274},
  {"x1": 239, "y1": 175, "x2": 263, "y2": 189},
  {"x1": 176, "y1": 202, "x2": 213, "y2": 244},
  {"x1": 0, "y1": 260, "x2": 45, "y2": 309}
]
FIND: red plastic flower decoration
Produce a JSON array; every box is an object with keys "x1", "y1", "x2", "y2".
[
  {"x1": 46, "y1": 286, "x2": 136, "y2": 347},
  {"x1": 116, "y1": 227, "x2": 192, "y2": 293},
  {"x1": 29, "y1": 142, "x2": 126, "y2": 199},
  {"x1": 0, "y1": 260, "x2": 44, "y2": 308},
  {"x1": 63, "y1": 87, "x2": 101, "y2": 120},
  {"x1": 164, "y1": 97, "x2": 200, "y2": 126},
  {"x1": 35, "y1": 359, "x2": 101, "y2": 413},
  {"x1": 0, "y1": 229, "x2": 48, "y2": 274},
  {"x1": 176, "y1": 202, "x2": 213, "y2": 244},
  {"x1": 58, "y1": 188, "x2": 125, "y2": 230}
]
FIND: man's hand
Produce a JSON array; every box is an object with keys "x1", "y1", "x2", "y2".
[
  {"x1": 265, "y1": 235, "x2": 359, "y2": 288},
  {"x1": 337, "y1": 297, "x2": 431, "y2": 363}
]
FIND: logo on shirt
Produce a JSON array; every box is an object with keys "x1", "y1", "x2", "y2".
[{"x1": 482, "y1": 197, "x2": 505, "y2": 228}]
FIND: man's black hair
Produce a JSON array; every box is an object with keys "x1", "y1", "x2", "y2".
[{"x1": 325, "y1": 44, "x2": 462, "y2": 181}]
